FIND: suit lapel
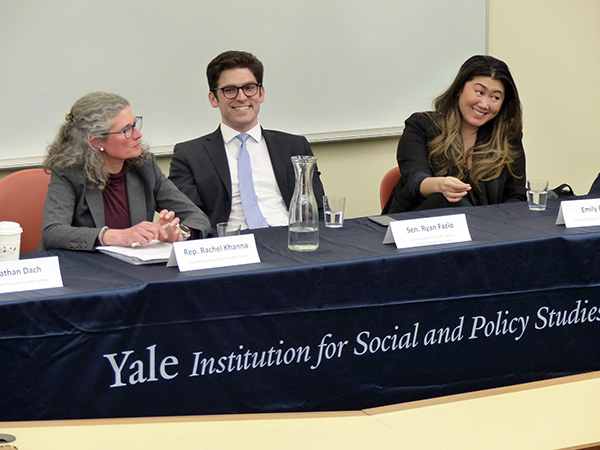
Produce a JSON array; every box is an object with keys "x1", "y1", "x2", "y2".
[
  {"x1": 126, "y1": 171, "x2": 147, "y2": 225},
  {"x1": 263, "y1": 129, "x2": 293, "y2": 204},
  {"x1": 205, "y1": 127, "x2": 233, "y2": 198},
  {"x1": 86, "y1": 188, "x2": 105, "y2": 227}
]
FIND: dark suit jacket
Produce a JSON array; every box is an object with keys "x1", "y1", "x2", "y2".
[
  {"x1": 589, "y1": 174, "x2": 600, "y2": 194},
  {"x1": 41, "y1": 154, "x2": 211, "y2": 251},
  {"x1": 384, "y1": 112, "x2": 526, "y2": 213},
  {"x1": 168, "y1": 127, "x2": 325, "y2": 230}
]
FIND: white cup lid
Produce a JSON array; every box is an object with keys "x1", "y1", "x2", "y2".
[{"x1": 0, "y1": 221, "x2": 23, "y2": 235}]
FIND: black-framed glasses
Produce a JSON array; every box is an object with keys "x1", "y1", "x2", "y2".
[
  {"x1": 100, "y1": 116, "x2": 143, "y2": 139},
  {"x1": 213, "y1": 83, "x2": 262, "y2": 99}
]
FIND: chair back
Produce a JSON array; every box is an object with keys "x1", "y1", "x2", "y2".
[
  {"x1": 0, "y1": 168, "x2": 51, "y2": 254},
  {"x1": 379, "y1": 167, "x2": 402, "y2": 210}
]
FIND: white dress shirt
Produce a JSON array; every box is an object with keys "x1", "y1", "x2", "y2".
[{"x1": 221, "y1": 123, "x2": 289, "y2": 230}]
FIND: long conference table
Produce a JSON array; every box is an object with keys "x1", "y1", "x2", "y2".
[{"x1": 2, "y1": 199, "x2": 600, "y2": 421}]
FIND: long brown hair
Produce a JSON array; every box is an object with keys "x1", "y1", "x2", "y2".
[{"x1": 426, "y1": 55, "x2": 523, "y2": 189}]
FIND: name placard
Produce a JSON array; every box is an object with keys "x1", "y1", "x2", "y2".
[
  {"x1": 168, "y1": 234, "x2": 261, "y2": 272},
  {"x1": 384, "y1": 213, "x2": 472, "y2": 249},
  {"x1": 556, "y1": 198, "x2": 600, "y2": 228},
  {"x1": 0, "y1": 256, "x2": 63, "y2": 294}
]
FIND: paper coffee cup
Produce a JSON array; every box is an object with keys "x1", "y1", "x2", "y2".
[{"x1": 0, "y1": 221, "x2": 23, "y2": 261}]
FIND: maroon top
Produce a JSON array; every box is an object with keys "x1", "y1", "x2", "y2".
[
  {"x1": 103, "y1": 166, "x2": 131, "y2": 229},
  {"x1": 98, "y1": 166, "x2": 198, "y2": 242}
]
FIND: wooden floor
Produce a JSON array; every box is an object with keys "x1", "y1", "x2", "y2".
[{"x1": 2, "y1": 371, "x2": 600, "y2": 450}]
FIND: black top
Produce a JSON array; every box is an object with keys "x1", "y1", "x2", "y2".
[{"x1": 384, "y1": 112, "x2": 526, "y2": 213}]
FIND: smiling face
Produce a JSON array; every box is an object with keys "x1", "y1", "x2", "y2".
[
  {"x1": 208, "y1": 68, "x2": 265, "y2": 133},
  {"x1": 92, "y1": 106, "x2": 142, "y2": 173},
  {"x1": 458, "y1": 76, "x2": 505, "y2": 132}
]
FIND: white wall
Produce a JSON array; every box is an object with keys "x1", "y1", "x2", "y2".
[
  {"x1": 5, "y1": 0, "x2": 600, "y2": 218},
  {"x1": 295, "y1": 0, "x2": 600, "y2": 217},
  {"x1": 0, "y1": 0, "x2": 485, "y2": 167},
  {"x1": 488, "y1": 0, "x2": 600, "y2": 195}
]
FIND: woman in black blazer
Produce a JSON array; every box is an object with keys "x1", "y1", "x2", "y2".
[{"x1": 384, "y1": 55, "x2": 526, "y2": 213}]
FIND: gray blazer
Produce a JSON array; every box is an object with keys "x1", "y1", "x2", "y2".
[{"x1": 41, "y1": 155, "x2": 211, "y2": 251}]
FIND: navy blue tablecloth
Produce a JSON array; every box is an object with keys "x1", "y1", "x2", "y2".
[{"x1": 2, "y1": 199, "x2": 600, "y2": 420}]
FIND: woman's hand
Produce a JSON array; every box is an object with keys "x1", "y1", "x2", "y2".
[
  {"x1": 156, "y1": 210, "x2": 184, "y2": 243},
  {"x1": 101, "y1": 221, "x2": 168, "y2": 248},
  {"x1": 439, "y1": 176, "x2": 471, "y2": 202},
  {"x1": 420, "y1": 176, "x2": 471, "y2": 202},
  {"x1": 100, "y1": 210, "x2": 186, "y2": 247}
]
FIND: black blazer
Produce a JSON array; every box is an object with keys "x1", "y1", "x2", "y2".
[
  {"x1": 384, "y1": 112, "x2": 526, "y2": 213},
  {"x1": 589, "y1": 174, "x2": 600, "y2": 194},
  {"x1": 169, "y1": 127, "x2": 325, "y2": 230}
]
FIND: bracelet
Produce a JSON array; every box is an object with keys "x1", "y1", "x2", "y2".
[
  {"x1": 98, "y1": 226, "x2": 109, "y2": 246},
  {"x1": 179, "y1": 224, "x2": 191, "y2": 240}
]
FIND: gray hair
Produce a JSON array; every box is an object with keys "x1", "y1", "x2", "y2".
[{"x1": 43, "y1": 91, "x2": 150, "y2": 189}]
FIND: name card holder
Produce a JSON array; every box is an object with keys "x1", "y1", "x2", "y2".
[
  {"x1": 383, "y1": 213, "x2": 472, "y2": 249},
  {"x1": 0, "y1": 256, "x2": 63, "y2": 294},
  {"x1": 168, "y1": 234, "x2": 261, "y2": 272},
  {"x1": 556, "y1": 198, "x2": 600, "y2": 228}
]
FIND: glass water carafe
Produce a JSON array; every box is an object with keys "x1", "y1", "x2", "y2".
[{"x1": 288, "y1": 155, "x2": 319, "y2": 251}]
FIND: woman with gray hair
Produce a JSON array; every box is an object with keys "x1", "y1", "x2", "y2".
[{"x1": 41, "y1": 91, "x2": 211, "y2": 251}]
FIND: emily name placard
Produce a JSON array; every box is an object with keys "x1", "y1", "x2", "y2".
[{"x1": 556, "y1": 198, "x2": 600, "y2": 228}]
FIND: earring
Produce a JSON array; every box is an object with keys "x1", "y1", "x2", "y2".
[{"x1": 99, "y1": 148, "x2": 104, "y2": 152}]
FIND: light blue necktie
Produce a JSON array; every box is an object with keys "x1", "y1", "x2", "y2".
[{"x1": 237, "y1": 133, "x2": 268, "y2": 229}]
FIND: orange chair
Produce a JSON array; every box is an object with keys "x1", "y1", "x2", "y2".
[
  {"x1": 0, "y1": 168, "x2": 51, "y2": 254},
  {"x1": 379, "y1": 167, "x2": 402, "y2": 210}
]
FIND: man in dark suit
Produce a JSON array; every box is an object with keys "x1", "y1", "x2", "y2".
[{"x1": 169, "y1": 50, "x2": 325, "y2": 232}]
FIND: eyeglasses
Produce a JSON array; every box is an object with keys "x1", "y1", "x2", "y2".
[
  {"x1": 100, "y1": 116, "x2": 143, "y2": 139},
  {"x1": 213, "y1": 83, "x2": 262, "y2": 99}
]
